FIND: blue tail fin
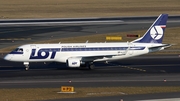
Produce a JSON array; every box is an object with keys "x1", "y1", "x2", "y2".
[{"x1": 133, "y1": 14, "x2": 168, "y2": 43}]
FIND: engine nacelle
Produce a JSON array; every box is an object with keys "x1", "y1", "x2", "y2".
[{"x1": 66, "y1": 57, "x2": 81, "y2": 68}]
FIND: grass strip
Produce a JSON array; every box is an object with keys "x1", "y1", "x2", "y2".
[
  {"x1": 0, "y1": 0, "x2": 180, "y2": 19},
  {"x1": 0, "y1": 87, "x2": 180, "y2": 101}
]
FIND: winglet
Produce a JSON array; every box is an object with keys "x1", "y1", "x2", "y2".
[{"x1": 132, "y1": 14, "x2": 168, "y2": 43}]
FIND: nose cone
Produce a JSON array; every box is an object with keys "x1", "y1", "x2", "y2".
[{"x1": 4, "y1": 54, "x2": 11, "y2": 61}]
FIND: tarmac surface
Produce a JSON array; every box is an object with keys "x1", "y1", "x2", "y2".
[
  {"x1": 0, "y1": 16, "x2": 180, "y2": 50},
  {"x1": 0, "y1": 16, "x2": 180, "y2": 101},
  {"x1": 53, "y1": 92, "x2": 180, "y2": 101},
  {"x1": 0, "y1": 54, "x2": 180, "y2": 101}
]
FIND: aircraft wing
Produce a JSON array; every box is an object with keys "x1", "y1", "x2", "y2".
[
  {"x1": 148, "y1": 44, "x2": 172, "y2": 52},
  {"x1": 75, "y1": 53, "x2": 123, "y2": 62},
  {"x1": 73, "y1": 48, "x2": 129, "y2": 62}
]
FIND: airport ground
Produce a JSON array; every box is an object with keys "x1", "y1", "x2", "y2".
[
  {"x1": 0, "y1": 17, "x2": 180, "y2": 101},
  {"x1": 0, "y1": 1, "x2": 180, "y2": 100},
  {"x1": 0, "y1": 54, "x2": 180, "y2": 101}
]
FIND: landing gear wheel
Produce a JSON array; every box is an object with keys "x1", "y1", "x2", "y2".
[
  {"x1": 24, "y1": 62, "x2": 29, "y2": 71},
  {"x1": 88, "y1": 63, "x2": 94, "y2": 70},
  {"x1": 25, "y1": 66, "x2": 29, "y2": 71}
]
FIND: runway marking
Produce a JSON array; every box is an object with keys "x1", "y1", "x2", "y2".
[
  {"x1": 107, "y1": 63, "x2": 146, "y2": 72},
  {"x1": 136, "y1": 98, "x2": 180, "y2": 101},
  {"x1": 87, "y1": 92, "x2": 126, "y2": 96},
  {"x1": 120, "y1": 65, "x2": 146, "y2": 72},
  {"x1": 2, "y1": 78, "x2": 180, "y2": 84}
]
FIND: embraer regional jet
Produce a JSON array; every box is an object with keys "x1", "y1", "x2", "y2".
[{"x1": 4, "y1": 14, "x2": 171, "y2": 70}]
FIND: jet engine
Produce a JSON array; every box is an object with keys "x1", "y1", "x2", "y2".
[{"x1": 66, "y1": 57, "x2": 81, "y2": 68}]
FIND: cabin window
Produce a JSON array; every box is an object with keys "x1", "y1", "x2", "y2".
[
  {"x1": 100, "y1": 48, "x2": 104, "y2": 50},
  {"x1": 81, "y1": 48, "x2": 85, "y2": 51}
]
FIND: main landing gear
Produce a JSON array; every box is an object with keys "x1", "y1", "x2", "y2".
[
  {"x1": 87, "y1": 62, "x2": 94, "y2": 70},
  {"x1": 24, "y1": 62, "x2": 29, "y2": 71},
  {"x1": 80, "y1": 62, "x2": 94, "y2": 70}
]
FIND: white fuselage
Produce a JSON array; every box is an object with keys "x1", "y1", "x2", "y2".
[{"x1": 4, "y1": 42, "x2": 163, "y2": 63}]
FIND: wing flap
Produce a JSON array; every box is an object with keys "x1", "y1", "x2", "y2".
[
  {"x1": 148, "y1": 44, "x2": 171, "y2": 52},
  {"x1": 72, "y1": 53, "x2": 125, "y2": 62}
]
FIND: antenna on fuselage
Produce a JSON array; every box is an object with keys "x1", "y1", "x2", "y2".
[{"x1": 86, "y1": 40, "x2": 89, "y2": 43}]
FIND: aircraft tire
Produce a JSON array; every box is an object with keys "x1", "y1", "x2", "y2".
[
  {"x1": 25, "y1": 66, "x2": 29, "y2": 71},
  {"x1": 88, "y1": 63, "x2": 94, "y2": 70}
]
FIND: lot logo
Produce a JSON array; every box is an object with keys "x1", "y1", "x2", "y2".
[
  {"x1": 30, "y1": 48, "x2": 60, "y2": 59},
  {"x1": 150, "y1": 26, "x2": 164, "y2": 40},
  {"x1": 72, "y1": 62, "x2": 77, "y2": 65}
]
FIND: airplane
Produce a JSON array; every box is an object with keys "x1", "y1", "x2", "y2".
[{"x1": 4, "y1": 14, "x2": 171, "y2": 70}]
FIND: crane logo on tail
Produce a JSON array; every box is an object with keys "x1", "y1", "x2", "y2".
[{"x1": 150, "y1": 25, "x2": 165, "y2": 40}]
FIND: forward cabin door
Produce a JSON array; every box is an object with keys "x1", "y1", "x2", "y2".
[{"x1": 29, "y1": 45, "x2": 38, "y2": 60}]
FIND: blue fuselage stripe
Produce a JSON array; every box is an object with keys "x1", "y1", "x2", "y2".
[
  {"x1": 9, "y1": 47, "x2": 145, "y2": 54},
  {"x1": 9, "y1": 51, "x2": 23, "y2": 54},
  {"x1": 61, "y1": 47, "x2": 145, "y2": 52}
]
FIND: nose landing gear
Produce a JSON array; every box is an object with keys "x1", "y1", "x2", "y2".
[{"x1": 23, "y1": 62, "x2": 29, "y2": 71}]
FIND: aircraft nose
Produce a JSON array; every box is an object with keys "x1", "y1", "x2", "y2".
[{"x1": 4, "y1": 55, "x2": 11, "y2": 61}]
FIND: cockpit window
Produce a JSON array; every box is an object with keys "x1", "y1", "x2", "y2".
[
  {"x1": 9, "y1": 48, "x2": 24, "y2": 54},
  {"x1": 13, "y1": 48, "x2": 23, "y2": 52}
]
